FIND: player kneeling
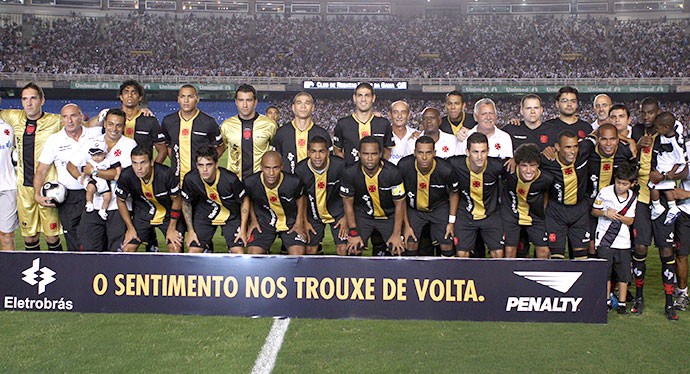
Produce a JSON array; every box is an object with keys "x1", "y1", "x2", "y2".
[
  {"x1": 244, "y1": 152, "x2": 309, "y2": 255},
  {"x1": 117, "y1": 146, "x2": 185, "y2": 253},
  {"x1": 591, "y1": 162, "x2": 638, "y2": 315},
  {"x1": 182, "y1": 145, "x2": 249, "y2": 254}
]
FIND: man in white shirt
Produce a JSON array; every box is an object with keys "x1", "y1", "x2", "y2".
[
  {"x1": 591, "y1": 94, "x2": 612, "y2": 130},
  {"x1": 388, "y1": 100, "x2": 415, "y2": 165},
  {"x1": 34, "y1": 104, "x2": 102, "y2": 252},
  {"x1": 408, "y1": 107, "x2": 460, "y2": 159},
  {"x1": 67, "y1": 108, "x2": 137, "y2": 251},
  {"x1": 458, "y1": 98, "x2": 513, "y2": 159},
  {"x1": 0, "y1": 116, "x2": 17, "y2": 250}
]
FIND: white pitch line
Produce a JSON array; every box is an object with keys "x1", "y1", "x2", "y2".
[{"x1": 251, "y1": 318, "x2": 291, "y2": 374}]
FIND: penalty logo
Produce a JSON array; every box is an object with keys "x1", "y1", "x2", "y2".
[
  {"x1": 507, "y1": 272, "x2": 584, "y2": 312},
  {"x1": 22, "y1": 258, "x2": 56, "y2": 295},
  {"x1": 513, "y1": 271, "x2": 582, "y2": 293}
]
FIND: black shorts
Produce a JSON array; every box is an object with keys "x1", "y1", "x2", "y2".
[
  {"x1": 356, "y1": 215, "x2": 396, "y2": 247},
  {"x1": 247, "y1": 227, "x2": 307, "y2": 251},
  {"x1": 597, "y1": 246, "x2": 632, "y2": 283},
  {"x1": 650, "y1": 196, "x2": 675, "y2": 249},
  {"x1": 633, "y1": 201, "x2": 652, "y2": 247},
  {"x1": 407, "y1": 206, "x2": 453, "y2": 246},
  {"x1": 78, "y1": 209, "x2": 125, "y2": 252},
  {"x1": 193, "y1": 218, "x2": 243, "y2": 251},
  {"x1": 307, "y1": 218, "x2": 347, "y2": 247},
  {"x1": 502, "y1": 217, "x2": 548, "y2": 247},
  {"x1": 675, "y1": 211, "x2": 690, "y2": 257},
  {"x1": 128, "y1": 217, "x2": 187, "y2": 246},
  {"x1": 545, "y1": 200, "x2": 590, "y2": 256},
  {"x1": 454, "y1": 213, "x2": 504, "y2": 252}
]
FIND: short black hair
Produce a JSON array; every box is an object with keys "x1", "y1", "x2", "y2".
[
  {"x1": 467, "y1": 132, "x2": 488, "y2": 149},
  {"x1": 21, "y1": 82, "x2": 45, "y2": 101},
  {"x1": 557, "y1": 129, "x2": 578, "y2": 144},
  {"x1": 308, "y1": 135, "x2": 330, "y2": 150},
  {"x1": 119, "y1": 80, "x2": 144, "y2": 97},
  {"x1": 615, "y1": 162, "x2": 638, "y2": 182},
  {"x1": 415, "y1": 135, "x2": 435, "y2": 148},
  {"x1": 131, "y1": 145, "x2": 153, "y2": 161},
  {"x1": 556, "y1": 86, "x2": 578, "y2": 101},
  {"x1": 106, "y1": 108, "x2": 126, "y2": 122},
  {"x1": 640, "y1": 97, "x2": 659, "y2": 109},
  {"x1": 608, "y1": 103, "x2": 629, "y2": 117},
  {"x1": 235, "y1": 84, "x2": 257, "y2": 100},
  {"x1": 179, "y1": 84, "x2": 198, "y2": 95},
  {"x1": 358, "y1": 135, "x2": 382, "y2": 153},
  {"x1": 514, "y1": 143, "x2": 541, "y2": 165},
  {"x1": 445, "y1": 90, "x2": 464, "y2": 102},
  {"x1": 355, "y1": 82, "x2": 374, "y2": 95},
  {"x1": 195, "y1": 145, "x2": 218, "y2": 163}
]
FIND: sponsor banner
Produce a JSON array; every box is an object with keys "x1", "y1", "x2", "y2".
[
  {"x1": 460, "y1": 85, "x2": 669, "y2": 94},
  {"x1": 303, "y1": 80, "x2": 408, "y2": 90},
  {"x1": 69, "y1": 82, "x2": 235, "y2": 91},
  {"x1": 0, "y1": 252, "x2": 607, "y2": 323},
  {"x1": 422, "y1": 85, "x2": 456, "y2": 93}
]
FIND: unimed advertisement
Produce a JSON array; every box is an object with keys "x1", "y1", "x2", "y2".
[{"x1": 0, "y1": 252, "x2": 608, "y2": 323}]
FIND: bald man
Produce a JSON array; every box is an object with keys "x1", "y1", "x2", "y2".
[
  {"x1": 388, "y1": 100, "x2": 415, "y2": 165},
  {"x1": 243, "y1": 151, "x2": 308, "y2": 255},
  {"x1": 591, "y1": 94, "x2": 613, "y2": 130},
  {"x1": 34, "y1": 103, "x2": 104, "y2": 251}
]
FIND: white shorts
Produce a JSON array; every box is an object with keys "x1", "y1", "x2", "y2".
[
  {"x1": 649, "y1": 179, "x2": 675, "y2": 191},
  {"x1": 0, "y1": 189, "x2": 19, "y2": 233}
]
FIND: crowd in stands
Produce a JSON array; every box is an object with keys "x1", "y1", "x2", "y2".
[{"x1": 1, "y1": 14, "x2": 689, "y2": 78}]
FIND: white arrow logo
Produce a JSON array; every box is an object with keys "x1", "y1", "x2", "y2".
[{"x1": 514, "y1": 271, "x2": 582, "y2": 293}]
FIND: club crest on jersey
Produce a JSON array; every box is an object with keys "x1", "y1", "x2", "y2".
[
  {"x1": 182, "y1": 129, "x2": 190, "y2": 136},
  {"x1": 243, "y1": 128, "x2": 252, "y2": 140},
  {"x1": 540, "y1": 135, "x2": 548, "y2": 144},
  {"x1": 25, "y1": 124, "x2": 36, "y2": 136}
]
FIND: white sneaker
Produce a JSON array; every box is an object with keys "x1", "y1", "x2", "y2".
[
  {"x1": 650, "y1": 203, "x2": 666, "y2": 221},
  {"x1": 85, "y1": 202, "x2": 94, "y2": 212},
  {"x1": 664, "y1": 205, "x2": 680, "y2": 225},
  {"x1": 98, "y1": 209, "x2": 108, "y2": 220}
]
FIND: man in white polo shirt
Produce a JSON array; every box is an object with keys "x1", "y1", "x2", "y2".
[
  {"x1": 388, "y1": 100, "x2": 415, "y2": 165},
  {"x1": 0, "y1": 115, "x2": 17, "y2": 250},
  {"x1": 67, "y1": 108, "x2": 137, "y2": 251},
  {"x1": 34, "y1": 103, "x2": 102, "y2": 252},
  {"x1": 458, "y1": 98, "x2": 513, "y2": 159},
  {"x1": 408, "y1": 107, "x2": 460, "y2": 159}
]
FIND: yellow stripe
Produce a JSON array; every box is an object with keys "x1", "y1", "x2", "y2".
[
  {"x1": 467, "y1": 158, "x2": 486, "y2": 220},
  {"x1": 557, "y1": 156, "x2": 578, "y2": 205},
  {"x1": 124, "y1": 111, "x2": 141, "y2": 139},
  {"x1": 449, "y1": 112, "x2": 466, "y2": 135},
  {"x1": 262, "y1": 173, "x2": 288, "y2": 231},
  {"x1": 516, "y1": 171, "x2": 538, "y2": 225},
  {"x1": 596, "y1": 148, "x2": 614, "y2": 192},
  {"x1": 140, "y1": 168, "x2": 166, "y2": 225},
  {"x1": 353, "y1": 114, "x2": 372, "y2": 139},
  {"x1": 312, "y1": 161, "x2": 334, "y2": 223},
  {"x1": 415, "y1": 160, "x2": 436, "y2": 211},
  {"x1": 179, "y1": 110, "x2": 199, "y2": 181},
  {"x1": 637, "y1": 133, "x2": 657, "y2": 204},
  {"x1": 363, "y1": 166, "x2": 385, "y2": 219},
  {"x1": 293, "y1": 120, "x2": 313, "y2": 163},
  {"x1": 203, "y1": 169, "x2": 231, "y2": 225}
]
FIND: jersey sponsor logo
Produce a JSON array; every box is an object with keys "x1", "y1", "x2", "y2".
[
  {"x1": 280, "y1": 196, "x2": 294, "y2": 202},
  {"x1": 193, "y1": 131, "x2": 208, "y2": 136},
  {"x1": 514, "y1": 135, "x2": 527, "y2": 139},
  {"x1": 513, "y1": 271, "x2": 582, "y2": 293},
  {"x1": 22, "y1": 258, "x2": 56, "y2": 295}
]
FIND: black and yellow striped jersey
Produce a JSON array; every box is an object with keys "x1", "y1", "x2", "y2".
[
  {"x1": 272, "y1": 120, "x2": 332, "y2": 173},
  {"x1": 339, "y1": 160, "x2": 405, "y2": 219},
  {"x1": 540, "y1": 144, "x2": 590, "y2": 206},
  {"x1": 115, "y1": 163, "x2": 179, "y2": 225},
  {"x1": 333, "y1": 114, "x2": 395, "y2": 165},
  {"x1": 440, "y1": 114, "x2": 477, "y2": 136},
  {"x1": 181, "y1": 167, "x2": 245, "y2": 225},
  {"x1": 448, "y1": 155, "x2": 504, "y2": 220},
  {"x1": 244, "y1": 172, "x2": 304, "y2": 232},
  {"x1": 584, "y1": 136, "x2": 635, "y2": 199},
  {"x1": 0, "y1": 110, "x2": 60, "y2": 187},
  {"x1": 162, "y1": 110, "x2": 222, "y2": 183},
  {"x1": 397, "y1": 155, "x2": 458, "y2": 212},
  {"x1": 501, "y1": 170, "x2": 552, "y2": 225},
  {"x1": 220, "y1": 113, "x2": 277, "y2": 180},
  {"x1": 124, "y1": 111, "x2": 165, "y2": 150},
  {"x1": 294, "y1": 156, "x2": 345, "y2": 224}
]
